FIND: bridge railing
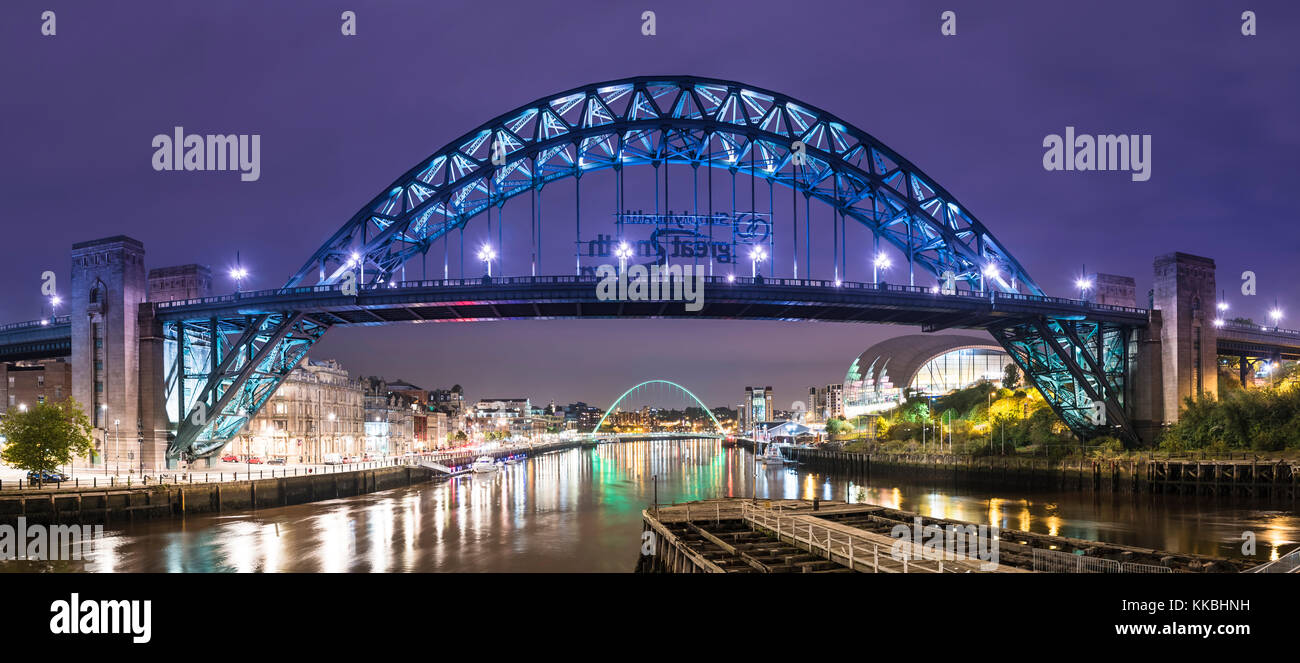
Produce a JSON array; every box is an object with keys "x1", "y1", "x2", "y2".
[
  {"x1": 1218, "y1": 320, "x2": 1300, "y2": 339},
  {"x1": 0, "y1": 315, "x2": 70, "y2": 332},
  {"x1": 151, "y1": 275, "x2": 1148, "y2": 316}
]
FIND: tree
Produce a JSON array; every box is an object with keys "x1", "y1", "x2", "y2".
[
  {"x1": 1002, "y1": 363, "x2": 1020, "y2": 389},
  {"x1": 0, "y1": 399, "x2": 94, "y2": 486}
]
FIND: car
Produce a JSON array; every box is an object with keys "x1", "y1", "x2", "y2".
[
  {"x1": 266, "y1": 458, "x2": 286, "y2": 465},
  {"x1": 27, "y1": 470, "x2": 69, "y2": 483},
  {"x1": 245, "y1": 457, "x2": 263, "y2": 464},
  {"x1": 220, "y1": 454, "x2": 239, "y2": 463},
  {"x1": 322, "y1": 453, "x2": 342, "y2": 465}
]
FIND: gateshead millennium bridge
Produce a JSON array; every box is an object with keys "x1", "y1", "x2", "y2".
[{"x1": 2, "y1": 76, "x2": 1297, "y2": 467}]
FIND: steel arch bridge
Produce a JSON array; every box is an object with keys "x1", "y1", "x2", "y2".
[
  {"x1": 161, "y1": 75, "x2": 1137, "y2": 461},
  {"x1": 590, "y1": 380, "x2": 725, "y2": 434}
]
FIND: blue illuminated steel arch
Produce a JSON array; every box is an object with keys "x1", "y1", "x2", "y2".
[
  {"x1": 286, "y1": 75, "x2": 1041, "y2": 295},
  {"x1": 591, "y1": 380, "x2": 724, "y2": 434},
  {"x1": 166, "y1": 76, "x2": 1140, "y2": 461}
]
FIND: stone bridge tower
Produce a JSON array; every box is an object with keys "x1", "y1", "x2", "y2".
[
  {"x1": 70, "y1": 236, "x2": 146, "y2": 468},
  {"x1": 1152, "y1": 252, "x2": 1218, "y2": 423}
]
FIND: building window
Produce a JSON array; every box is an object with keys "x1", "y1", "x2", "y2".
[
  {"x1": 37, "y1": 396, "x2": 45, "y2": 404},
  {"x1": 54, "y1": 386, "x2": 62, "y2": 399},
  {"x1": 95, "y1": 361, "x2": 103, "y2": 371},
  {"x1": 95, "y1": 382, "x2": 104, "y2": 393},
  {"x1": 37, "y1": 376, "x2": 45, "y2": 387},
  {"x1": 95, "y1": 339, "x2": 103, "y2": 349}
]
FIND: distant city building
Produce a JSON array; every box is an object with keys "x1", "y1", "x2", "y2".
[
  {"x1": 0, "y1": 358, "x2": 73, "y2": 414},
  {"x1": 471, "y1": 398, "x2": 544, "y2": 437},
  {"x1": 362, "y1": 376, "x2": 416, "y2": 455},
  {"x1": 807, "y1": 384, "x2": 844, "y2": 422},
  {"x1": 741, "y1": 386, "x2": 773, "y2": 434},
  {"x1": 236, "y1": 358, "x2": 364, "y2": 463}
]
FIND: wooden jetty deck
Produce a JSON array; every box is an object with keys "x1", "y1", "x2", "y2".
[{"x1": 637, "y1": 497, "x2": 1251, "y2": 573}]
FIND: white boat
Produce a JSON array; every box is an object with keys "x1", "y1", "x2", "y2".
[
  {"x1": 471, "y1": 456, "x2": 498, "y2": 473},
  {"x1": 758, "y1": 444, "x2": 787, "y2": 465}
]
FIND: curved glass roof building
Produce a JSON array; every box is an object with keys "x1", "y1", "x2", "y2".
[{"x1": 843, "y1": 335, "x2": 1012, "y2": 417}]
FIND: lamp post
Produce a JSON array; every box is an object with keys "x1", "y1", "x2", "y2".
[
  {"x1": 749, "y1": 246, "x2": 767, "y2": 278},
  {"x1": 981, "y1": 264, "x2": 999, "y2": 293},
  {"x1": 113, "y1": 418, "x2": 120, "y2": 477},
  {"x1": 49, "y1": 295, "x2": 62, "y2": 323},
  {"x1": 1075, "y1": 277, "x2": 1093, "y2": 302},
  {"x1": 478, "y1": 245, "x2": 496, "y2": 277},
  {"x1": 873, "y1": 252, "x2": 890, "y2": 284},
  {"x1": 615, "y1": 242, "x2": 633, "y2": 274},
  {"x1": 1270, "y1": 303, "x2": 1283, "y2": 331}
]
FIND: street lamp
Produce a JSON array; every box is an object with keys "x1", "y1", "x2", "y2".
[
  {"x1": 1270, "y1": 306, "x2": 1283, "y2": 330},
  {"x1": 50, "y1": 295, "x2": 62, "y2": 321},
  {"x1": 113, "y1": 418, "x2": 120, "y2": 477},
  {"x1": 615, "y1": 242, "x2": 633, "y2": 273},
  {"x1": 229, "y1": 266, "x2": 248, "y2": 293},
  {"x1": 749, "y1": 246, "x2": 767, "y2": 278},
  {"x1": 873, "y1": 252, "x2": 891, "y2": 284},
  {"x1": 478, "y1": 244, "x2": 496, "y2": 277},
  {"x1": 1075, "y1": 277, "x2": 1092, "y2": 301},
  {"x1": 981, "y1": 264, "x2": 999, "y2": 293}
]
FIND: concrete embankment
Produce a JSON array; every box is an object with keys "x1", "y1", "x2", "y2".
[
  {"x1": 0, "y1": 464, "x2": 440, "y2": 526},
  {"x1": 742, "y1": 441, "x2": 1300, "y2": 500},
  {"x1": 0, "y1": 439, "x2": 588, "y2": 526}
]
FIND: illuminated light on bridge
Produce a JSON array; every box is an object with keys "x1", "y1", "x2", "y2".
[
  {"x1": 873, "y1": 251, "x2": 891, "y2": 283},
  {"x1": 477, "y1": 244, "x2": 497, "y2": 277},
  {"x1": 749, "y1": 246, "x2": 767, "y2": 277}
]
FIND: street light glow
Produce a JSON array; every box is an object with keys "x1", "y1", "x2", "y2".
[
  {"x1": 615, "y1": 242, "x2": 633, "y2": 260},
  {"x1": 1075, "y1": 278, "x2": 1092, "y2": 291},
  {"x1": 478, "y1": 244, "x2": 496, "y2": 276},
  {"x1": 983, "y1": 264, "x2": 999, "y2": 278},
  {"x1": 1213, "y1": 318, "x2": 1224, "y2": 327},
  {"x1": 873, "y1": 252, "x2": 891, "y2": 269},
  {"x1": 1270, "y1": 308, "x2": 1283, "y2": 322},
  {"x1": 1217, "y1": 301, "x2": 1228, "y2": 312}
]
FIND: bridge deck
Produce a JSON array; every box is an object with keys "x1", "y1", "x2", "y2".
[{"x1": 152, "y1": 275, "x2": 1150, "y2": 330}]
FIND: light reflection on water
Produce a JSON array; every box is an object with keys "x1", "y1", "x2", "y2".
[{"x1": 40, "y1": 439, "x2": 1299, "y2": 572}]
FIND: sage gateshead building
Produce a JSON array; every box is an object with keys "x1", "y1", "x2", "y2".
[{"x1": 842, "y1": 335, "x2": 1013, "y2": 417}]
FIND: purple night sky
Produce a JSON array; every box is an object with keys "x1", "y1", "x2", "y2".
[{"x1": 1, "y1": 1, "x2": 1297, "y2": 410}]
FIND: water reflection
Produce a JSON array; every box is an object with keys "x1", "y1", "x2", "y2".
[{"x1": 19, "y1": 439, "x2": 1298, "y2": 572}]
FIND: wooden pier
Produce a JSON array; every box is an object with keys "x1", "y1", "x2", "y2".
[{"x1": 637, "y1": 497, "x2": 1252, "y2": 573}]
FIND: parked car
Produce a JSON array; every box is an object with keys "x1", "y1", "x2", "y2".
[
  {"x1": 245, "y1": 456, "x2": 263, "y2": 464},
  {"x1": 322, "y1": 453, "x2": 342, "y2": 465},
  {"x1": 220, "y1": 454, "x2": 239, "y2": 463},
  {"x1": 27, "y1": 470, "x2": 69, "y2": 483},
  {"x1": 266, "y1": 457, "x2": 286, "y2": 465}
]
